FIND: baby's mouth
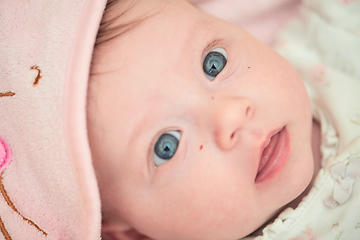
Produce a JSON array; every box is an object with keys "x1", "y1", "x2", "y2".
[{"x1": 255, "y1": 127, "x2": 289, "y2": 183}]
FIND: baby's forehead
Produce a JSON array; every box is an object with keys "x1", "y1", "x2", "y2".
[
  {"x1": 96, "y1": 0, "x2": 214, "y2": 47},
  {"x1": 92, "y1": 2, "x2": 220, "y2": 78}
]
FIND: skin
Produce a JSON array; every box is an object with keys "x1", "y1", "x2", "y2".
[{"x1": 87, "y1": 0, "x2": 319, "y2": 239}]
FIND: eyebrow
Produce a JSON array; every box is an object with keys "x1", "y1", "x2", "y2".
[{"x1": 127, "y1": 102, "x2": 158, "y2": 158}]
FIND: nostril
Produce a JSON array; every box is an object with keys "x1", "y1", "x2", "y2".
[
  {"x1": 214, "y1": 97, "x2": 254, "y2": 150},
  {"x1": 246, "y1": 106, "x2": 251, "y2": 116}
]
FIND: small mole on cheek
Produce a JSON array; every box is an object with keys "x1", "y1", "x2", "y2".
[{"x1": 200, "y1": 145, "x2": 203, "y2": 150}]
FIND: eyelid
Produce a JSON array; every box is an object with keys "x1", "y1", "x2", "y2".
[{"x1": 202, "y1": 39, "x2": 226, "y2": 57}]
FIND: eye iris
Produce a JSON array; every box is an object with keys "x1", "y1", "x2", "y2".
[
  {"x1": 203, "y1": 51, "x2": 227, "y2": 77},
  {"x1": 154, "y1": 133, "x2": 179, "y2": 160}
]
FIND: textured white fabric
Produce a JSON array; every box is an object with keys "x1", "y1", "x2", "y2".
[{"x1": 242, "y1": 0, "x2": 360, "y2": 239}]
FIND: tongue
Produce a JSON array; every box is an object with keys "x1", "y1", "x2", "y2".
[{"x1": 258, "y1": 132, "x2": 280, "y2": 173}]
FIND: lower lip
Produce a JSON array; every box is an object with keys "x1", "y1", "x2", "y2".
[{"x1": 255, "y1": 127, "x2": 290, "y2": 183}]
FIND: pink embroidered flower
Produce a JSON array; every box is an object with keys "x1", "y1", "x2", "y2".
[
  {"x1": 0, "y1": 136, "x2": 12, "y2": 174},
  {"x1": 304, "y1": 226, "x2": 313, "y2": 235},
  {"x1": 288, "y1": 226, "x2": 318, "y2": 240}
]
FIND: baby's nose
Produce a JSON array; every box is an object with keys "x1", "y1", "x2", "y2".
[{"x1": 212, "y1": 97, "x2": 254, "y2": 151}]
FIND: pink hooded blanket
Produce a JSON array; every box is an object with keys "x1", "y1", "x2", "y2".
[{"x1": 0, "y1": 0, "x2": 106, "y2": 239}]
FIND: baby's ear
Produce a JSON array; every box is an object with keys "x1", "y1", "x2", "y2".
[{"x1": 102, "y1": 222, "x2": 153, "y2": 240}]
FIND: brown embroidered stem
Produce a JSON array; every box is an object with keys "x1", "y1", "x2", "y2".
[
  {"x1": 0, "y1": 215, "x2": 11, "y2": 240},
  {"x1": 0, "y1": 176, "x2": 17, "y2": 212},
  {"x1": 30, "y1": 65, "x2": 42, "y2": 86},
  {"x1": 0, "y1": 92, "x2": 15, "y2": 98},
  {"x1": 0, "y1": 175, "x2": 48, "y2": 236}
]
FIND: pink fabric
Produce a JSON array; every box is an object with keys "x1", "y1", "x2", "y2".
[
  {"x1": 191, "y1": 0, "x2": 301, "y2": 46},
  {"x1": 0, "y1": 0, "x2": 106, "y2": 239}
]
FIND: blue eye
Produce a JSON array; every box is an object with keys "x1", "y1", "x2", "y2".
[
  {"x1": 153, "y1": 131, "x2": 181, "y2": 166},
  {"x1": 203, "y1": 47, "x2": 227, "y2": 81}
]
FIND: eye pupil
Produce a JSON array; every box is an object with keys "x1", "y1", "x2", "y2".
[
  {"x1": 154, "y1": 133, "x2": 179, "y2": 160},
  {"x1": 203, "y1": 51, "x2": 227, "y2": 79}
]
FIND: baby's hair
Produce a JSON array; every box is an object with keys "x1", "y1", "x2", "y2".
[
  {"x1": 95, "y1": 0, "x2": 167, "y2": 46},
  {"x1": 91, "y1": 0, "x2": 166, "y2": 76},
  {"x1": 95, "y1": 0, "x2": 140, "y2": 45},
  {"x1": 91, "y1": 0, "x2": 142, "y2": 76}
]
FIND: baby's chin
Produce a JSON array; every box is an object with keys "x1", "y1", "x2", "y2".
[{"x1": 132, "y1": 217, "x2": 268, "y2": 240}]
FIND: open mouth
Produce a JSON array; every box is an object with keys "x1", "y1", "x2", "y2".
[{"x1": 255, "y1": 127, "x2": 290, "y2": 183}]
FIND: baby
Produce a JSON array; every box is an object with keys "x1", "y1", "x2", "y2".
[
  {"x1": 1, "y1": 0, "x2": 359, "y2": 239},
  {"x1": 87, "y1": 0, "x2": 321, "y2": 239}
]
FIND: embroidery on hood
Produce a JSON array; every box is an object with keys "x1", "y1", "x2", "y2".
[
  {"x1": 0, "y1": 71, "x2": 47, "y2": 239},
  {"x1": 0, "y1": 92, "x2": 15, "y2": 98},
  {"x1": 30, "y1": 65, "x2": 42, "y2": 86}
]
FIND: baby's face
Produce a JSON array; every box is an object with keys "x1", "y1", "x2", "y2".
[{"x1": 88, "y1": 0, "x2": 314, "y2": 239}]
